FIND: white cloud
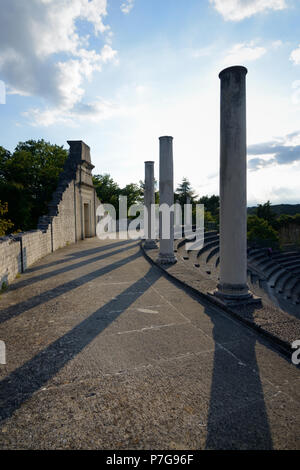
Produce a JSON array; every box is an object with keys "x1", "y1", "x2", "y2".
[
  {"x1": 271, "y1": 40, "x2": 283, "y2": 49},
  {"x1": 0, "y1": 0, "x2": 119, "y2": 123},
  {"x1": 121, "y1": 0, "x2": 135, "y2": 14},
  {"x1": 210, "y1": 0, "x2": 287, "y2": 21},
  {"x1": 290, "y1": 44, "x2": 300, "y2": 65},
  {"x1": 223, "y1": 41, "x2": 266, "y2": 66},
  {"x1": 24, "y1": 97, "x2": 134, "y2": 127},
  {"x1": 292, "y1": 80, "x2": 300, "y2": 105}
]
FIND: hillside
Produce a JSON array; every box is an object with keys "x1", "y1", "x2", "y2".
[{"x1": 247, "y1": 204, "x2": 300, "y2": 216}]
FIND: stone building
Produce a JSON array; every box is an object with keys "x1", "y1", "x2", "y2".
[{"x1": 0, "y1": 140, "x2": 100, "y2": 285}]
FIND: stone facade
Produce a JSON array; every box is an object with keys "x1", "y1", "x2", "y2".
[{"x1": 0, "y1": 141, "x2": 100, "y2": 286}]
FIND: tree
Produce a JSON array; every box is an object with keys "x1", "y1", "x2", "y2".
[
  {"x1": 175, "y1": 178, "x2": 197, "y2": 206},
  {"x1": 273, "y1": 213, "x2": 300, "y2": 230},
  {"x1": 93, "y1": 175, "x2": 143, "y2": 219},
  {"x1": 120, "y1": 183, "x2": 143, "y2": 207},
  {"x1": 0, "y1": 201, "x2": 14, "y2": 236},
  {"x1": 198, "y1": 195, "x2": 219, "y2": 218},
  {"x1": 93, "y1": 174, "x2": 120, "y2": 211},
  {"x1": 0, "y1": 140, "x2": 68, "y2": 232},
  {"x1": 255, "y1": 201, "x2": 276, "y2": 227},
  {"x1": 247, "y1": 215, "x2": 279, "y2": 247}
]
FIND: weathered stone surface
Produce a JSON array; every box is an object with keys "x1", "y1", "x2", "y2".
[
  {"x1": 144, "y1": 161, "x2": 157, "y2": 249},
  {"x1": 0, "y1": 237, "x2": 299, "y2": 449},
  {"x1": 217, "y1": 66, "x2": 251, "y2": 301},
  {"x1": 157, "y1": 136, "x2": 176, "y2": 265}
]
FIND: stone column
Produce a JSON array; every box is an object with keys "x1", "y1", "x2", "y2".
[
  {"x1": 157, "y1": 136, "x2": 177, "y2": 264},
  {"x1": 215, "y1": 65, "x2": 252, "y2": 302},
  {"x1": 144, "y1": 161, "x2": 157, "y2": 249}
]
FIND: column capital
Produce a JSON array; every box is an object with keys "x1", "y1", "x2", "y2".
[{"x1": 219, "y1": 65, "x2": 248, "y2": 79}]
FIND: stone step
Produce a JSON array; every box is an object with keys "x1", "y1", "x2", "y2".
[
  {"x1": 197, "y1": 239, "x2": 219, "y2": 258},
  {"x1": 206, "y1": 246, "x2": 220, "y2": 264},
  {"x1": 276, "y1": 272, "x2": 295, "y2": 294},
  {"x1": 284, "y1": 277, "x2": 300, "y2": 300},
  {"x1": 268, "y1": 268, "x2": 289, "y2": 289},
  {"x1": 276, "y1": 258, "x2": 300, "y2": 268},
  {"x1": 249, "y1": 251, "x2": 267, "y2": 262},
  {"x1": 265, "y1": 264, "x2": 283, "y2": 280},
  {"x1": 291, "y1": 280, "x2": 300, "y2": 303},
  {"x1": 272, "y1": 251, "x2": 300, "y2": 260}
]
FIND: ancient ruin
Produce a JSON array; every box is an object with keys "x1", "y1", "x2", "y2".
[
  {"x1": 156, "y1": 136, "x2": 177, "y2": 265},
  {"x1": 0, "y1": 141, "x2": 100, "y2": 284}
]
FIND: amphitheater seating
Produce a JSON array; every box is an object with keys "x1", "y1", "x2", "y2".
[{"x1": 176, "y1": 231, "x2": 300, "y2": 306}]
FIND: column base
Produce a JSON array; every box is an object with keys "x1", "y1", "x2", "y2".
[
  {"x1": 208, "y1": 283, "x2": 262, "y2": 307},
  {"x1": 144, "y1": 240, "x2": 158, "y2": 250},
  {"x1": 156, "y1": 253, "x2": 177, "y2": 265}
]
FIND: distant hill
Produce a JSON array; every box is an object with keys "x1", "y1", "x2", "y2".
[{"x1": 247, "y1": 204, "x2": 300, "y2": 216}]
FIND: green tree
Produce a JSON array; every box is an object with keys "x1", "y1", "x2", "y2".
[
  {"x1": 273, "y1": 213, "x2": 300, "y2": 230},
  {"x1": 247, "y1": 215, "x2": 279, "y2": 247},
  {"x1": 93, "y1": 174, "x2": 120, "y2": 211},
  {"x1": 255, "y1": 201, "x2": 276, "y2": 227},
  {"x1": 120, "y1": 183, "x2": 143, "y2": 207},
  {"x1": 198, "y1": 195, "x2": 219, "y2": 218},
  {"x1": 0, "y1": 201, "x2": 14, "y2": 236},
  {"x1": 0, "y1": 140, "x2": 67, "y2": 232},
  {"x1": 175, "y1": 177, "x2": 197, "y2": 206},
  {"x1": 93, "y1": 174, "x2": 144, "y2": 219}
]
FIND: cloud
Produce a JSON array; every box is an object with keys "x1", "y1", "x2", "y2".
[
  {"x1": 290, "y1": 44, "x2": 300, "y2": 65},
  {"x1": 0, "y1": 0, "x2": 119, "y2": 124},
  {"x1": 121, "y1": 0, "x2": 135, "y2": 14},
  {"x1": 210, "y1": 0, "x2": 287, "y2": 21},
  {"x1": 248, "y1": 130, "x2": 300, "y2": 170},
  {"x1": 292, "y1": 80, "x2": 300, "y2": 105},
  {"x1": 223, "y1": 41, "x2": 266, "y2": 65},
  {"x1": 24, "y1": 97, "x2": 132, "y2": 127}
]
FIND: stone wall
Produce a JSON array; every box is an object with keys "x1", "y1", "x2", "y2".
[
  {"x1": 0, "y1": 140, "x2": 100, "y2": 286},
  {"x1": 0, "y1": 237, "x2": 22, "y2": 285},
  {"x1": 279, "y1": 223, "x2": 300, "y2": 248}
]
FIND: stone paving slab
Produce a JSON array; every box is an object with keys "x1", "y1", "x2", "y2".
[
  {"x1": 143, "y1": 244, "x2": 300, "y2": 356},
  {"x1": 0, "y1": 237, "x2": 299, "y2": 449}
]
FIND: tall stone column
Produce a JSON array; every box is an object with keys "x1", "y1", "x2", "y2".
[
  {"x1": 215, "y1": 66, "x2": 253, "y2": 303},
  {"x1": 144, "y1": 161, "x2": 157, "y2": 249},
  {"x1": 157, "y1": 136, "x2": 177, "y2": 264}
]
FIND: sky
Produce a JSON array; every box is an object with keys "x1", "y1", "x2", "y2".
[{"x1": 0, "y1": 0, "x2": 300, "y2": 207}]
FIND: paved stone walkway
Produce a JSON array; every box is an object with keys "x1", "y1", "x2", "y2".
[{"x1": 0, "y1": 237, "x2": 299, "y2": 449}]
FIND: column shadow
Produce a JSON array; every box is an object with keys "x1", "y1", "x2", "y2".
[
  {"x1": 26, "y1": 239, "x2": 136, "y2": 274},
  {"x1": 203, "y1": 303, "x2": 273, "y2": 449},
  {"x1": 0, "y1": 245, "x2": 140, "y2": 324},
  {"x1": 9, "y1": 241, "x2": 138, "y2": 292},
  {"x1": 0, "y1": 264, "x2": 161, "y2": 424}
]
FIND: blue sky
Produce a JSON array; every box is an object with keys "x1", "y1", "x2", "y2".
[{"x1": 0, "y1": 0, "x2": 300, "y2": 206}]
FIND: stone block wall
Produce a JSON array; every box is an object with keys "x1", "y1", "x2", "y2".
[
  {"x1": 52, "y1": 182, "x2": 76, "y2": 251},
  {"x1": 0, "y1": 237, "x2": 22, "y2": 285}
]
